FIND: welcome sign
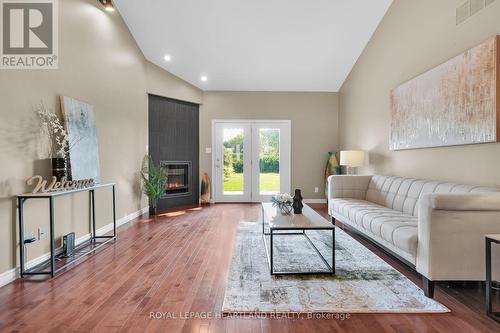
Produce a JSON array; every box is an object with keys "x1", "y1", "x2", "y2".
[
  {"x1": 0, "y1": 0, "x2": 58, "y2": 69},
  {"x1": 26, "y1": 175, "x2": 95, "y2": 194}
]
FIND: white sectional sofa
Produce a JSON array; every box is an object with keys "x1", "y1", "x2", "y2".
[{"x1": 327, "y1": 175, "x2": 500, "y2": 298}]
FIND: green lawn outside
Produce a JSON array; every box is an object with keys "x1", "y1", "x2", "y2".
[{"x1": 224, "y1": 172, "x2": 280, "y2": 192}]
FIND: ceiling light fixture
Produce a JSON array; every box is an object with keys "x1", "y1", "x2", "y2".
[
  {"x1": 200, "y1": 75, "x2": 208, "y2": 82},
  {"x1": 98, "y1": 0, "x2": 115, "y2": 12},
  {"x1": 164, "y1": 54, "x2": 172, "y2": 62}
]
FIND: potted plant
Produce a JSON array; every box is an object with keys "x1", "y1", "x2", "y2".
[{"x1": 141, "y1": 156, "x2": 168, "y2": 216}]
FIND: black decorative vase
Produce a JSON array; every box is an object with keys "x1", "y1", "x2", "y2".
[
  {"x1": 293, "y1": 189, "x2": 303, "y2": 214},
  {"x1": 149, "y1": 205, "x2": 158, "y2": 216},
  {"x1": 51, "y1": 157, "x2": 67, "y2": 181}
]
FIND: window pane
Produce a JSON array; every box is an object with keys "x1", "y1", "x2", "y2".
[
  {"x1": 259, "y1": 128, "x2": 280, "y2": 194},
  {"x1": 223, "y1": 128, "x2": 244, "y2": 194}
]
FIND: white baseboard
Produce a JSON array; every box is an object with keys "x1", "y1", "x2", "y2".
[
  {"x1": 0, "y1": 268, "x2": 16, "y2": 289},
  {"x1": 0, "y1": 206, "x2": 149, "y2": 288},
  {"x1": 303, "y1": 198, "x2": 327, "y2": 204},
  {"x1": 210, "y1": 199, "x2": 327, "y2": 204}
]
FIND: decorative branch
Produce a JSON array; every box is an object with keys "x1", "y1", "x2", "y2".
[{"x1": 36, "y1": 103, "x2": 80, "y2": 158}]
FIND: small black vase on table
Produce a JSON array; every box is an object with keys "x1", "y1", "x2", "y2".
[
  {"x1": 51, "y1": 157, "x2": 68, "y2": 181},
  {"x1": 293, "y1": 189, "x2": 303, "y2": 214}
]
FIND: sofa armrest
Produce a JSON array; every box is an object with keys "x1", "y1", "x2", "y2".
[
  {"x1": 417, "y1": 193, "x2": 500, "y2": 281},
  {"x1": 428, "y1": 193, "x2": 500, "y2": 211},
  {"x1": 327, "y1": 175, "x2": 372, "y2": 200}
]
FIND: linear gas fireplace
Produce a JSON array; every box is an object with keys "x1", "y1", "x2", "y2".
[{"x1": 160, "y1": 161, "x2": 192, "y2": 198}]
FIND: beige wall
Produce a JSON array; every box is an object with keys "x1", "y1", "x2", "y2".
[
  {"x1": 200, "y1": 92, "x2": 339, "y2": 199},
  {"x1": 145, "y1": 61, "x2": 203, "y2": 104},
  {"x1": 0, "y1": 0, "x2": 201, "y2": 277},
  {"x1": 0, "y1": 0, "x2": 339, "y2": 280},
  {"x1": 339, "y1": 0, "x2": 500, "y2": 186}
]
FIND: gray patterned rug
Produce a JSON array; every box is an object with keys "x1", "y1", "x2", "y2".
[{"x1": 222, "y1": 222, "x2": 449, "y2": 313}]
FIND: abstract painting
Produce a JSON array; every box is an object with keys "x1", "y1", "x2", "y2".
[
  {"x1": 60, "y1": 96, "x2": 101, "y2": 182},
  {"x1": 390, "y1": 36, "x2": 499, "y2": 150}
]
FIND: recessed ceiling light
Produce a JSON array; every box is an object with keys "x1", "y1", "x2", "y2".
[
  {"x1": 98, "y1": 0, "x2": 115, "y2": 12},
  {"x1": 201, "y1": 75, "x2": 208, "y2": 82},
  {"x1": 163, "y1": 54, "x2": 171, "y2": 62}
]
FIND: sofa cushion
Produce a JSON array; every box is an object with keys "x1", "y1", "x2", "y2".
[
  {"x1": 331, "y1": 198, "x2": 418, "y2": 260},
  {"x1": 365, "y1": 175, "x2": 500, "y2": 217}
]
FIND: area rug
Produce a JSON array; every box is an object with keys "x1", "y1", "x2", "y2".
[{"x1": 222, "y1": 221, "x2": 449, "y2": 313}]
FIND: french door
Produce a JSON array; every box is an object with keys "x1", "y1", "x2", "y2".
[{"x1": 213, "y1": 120, "x2": 291, "y2": 202}]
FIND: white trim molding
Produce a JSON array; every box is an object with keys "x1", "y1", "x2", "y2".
[
  {"x1": 0, "y1": 206, "x2": 149, "y2": 288},
  {"x1": 303, "y1": 198, "x2": 327, "y2": 204}
]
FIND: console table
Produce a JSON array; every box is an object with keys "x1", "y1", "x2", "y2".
[
  {"x1": 485, "y1": 234, "x2": 500, "y2": 322},
  {"x1": 17, "y1": 183, "x2": 116, "y2": 278}
]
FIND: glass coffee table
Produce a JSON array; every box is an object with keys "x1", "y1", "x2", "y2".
[{"x1": 261, "y1": 202, "x2": 335, "y2": 275}]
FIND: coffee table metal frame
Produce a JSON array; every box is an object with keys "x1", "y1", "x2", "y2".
[{"x1": 261, "y1": 204, "x2": 335, "y2": 275}]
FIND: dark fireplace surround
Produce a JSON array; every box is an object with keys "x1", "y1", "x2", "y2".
[{"x1": 149, "y1": 94, "x2": 199, "y2": 211}]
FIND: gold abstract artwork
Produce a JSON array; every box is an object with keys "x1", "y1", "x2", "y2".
[{"x1": 390, "y1": 36, "x2": 499, "y2": 150}]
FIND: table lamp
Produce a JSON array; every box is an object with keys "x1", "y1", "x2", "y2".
[{"x1": 340, "y1": 150, "x2": 365, "y2": 174}]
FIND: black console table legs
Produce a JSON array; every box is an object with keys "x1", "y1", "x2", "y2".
[
  {"x1": 18, "y1": 197, "x2": 25, "y2": 277},
  {"x1": 17, "y1": 183, "x2": 117, "y2": 279},
  {"x1": 49, "y1": 197, "x2": 55, "y2": 277}
]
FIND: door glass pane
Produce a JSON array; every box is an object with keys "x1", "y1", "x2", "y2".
[
  {"x1": 259, "y1": 128, "x2": 280, "y2": 194},
  {"x1": 223, "y1": 128, "x2": 244, "y2": 194}
]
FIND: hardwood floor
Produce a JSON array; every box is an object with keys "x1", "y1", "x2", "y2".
[{"x1": 0, "y1": 203, "x2": 499, "y2": 333}]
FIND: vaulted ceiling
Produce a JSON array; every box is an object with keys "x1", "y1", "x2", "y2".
[{"x1": 115, "y1": 0, "x2": 392, "y2": 91}]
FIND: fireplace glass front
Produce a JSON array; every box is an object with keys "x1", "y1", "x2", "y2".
[{"x1": 160, "y1": 161, "x2": 191, "y2": 197}]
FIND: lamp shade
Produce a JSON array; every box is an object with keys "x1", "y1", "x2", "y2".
[{"x1": 340, "y1": 150, "x2": 365, "y2": 167}]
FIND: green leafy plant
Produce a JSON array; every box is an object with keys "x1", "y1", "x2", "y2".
[
  {"x1": 233, "y1": 159, "x2": 243, "y2": 173},
  {"x1": 141, "y1": 156, "x2": 168, "y2": 212},
  {"x1": 223, "y1": 148, "x2": 233, "y2": 180}
]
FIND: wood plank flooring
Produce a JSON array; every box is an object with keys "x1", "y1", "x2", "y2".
[{"x1": 0, "y1": 203, "x2": 499, "y2": 332}]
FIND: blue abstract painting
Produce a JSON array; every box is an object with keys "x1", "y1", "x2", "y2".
[{"x1": 60, "y1": 96, "x2": 101, "y2": 182}]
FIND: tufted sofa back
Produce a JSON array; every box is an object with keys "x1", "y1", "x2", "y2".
[{"x1": 365, "y1": 175, "x2": 500, "y2": 217}]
